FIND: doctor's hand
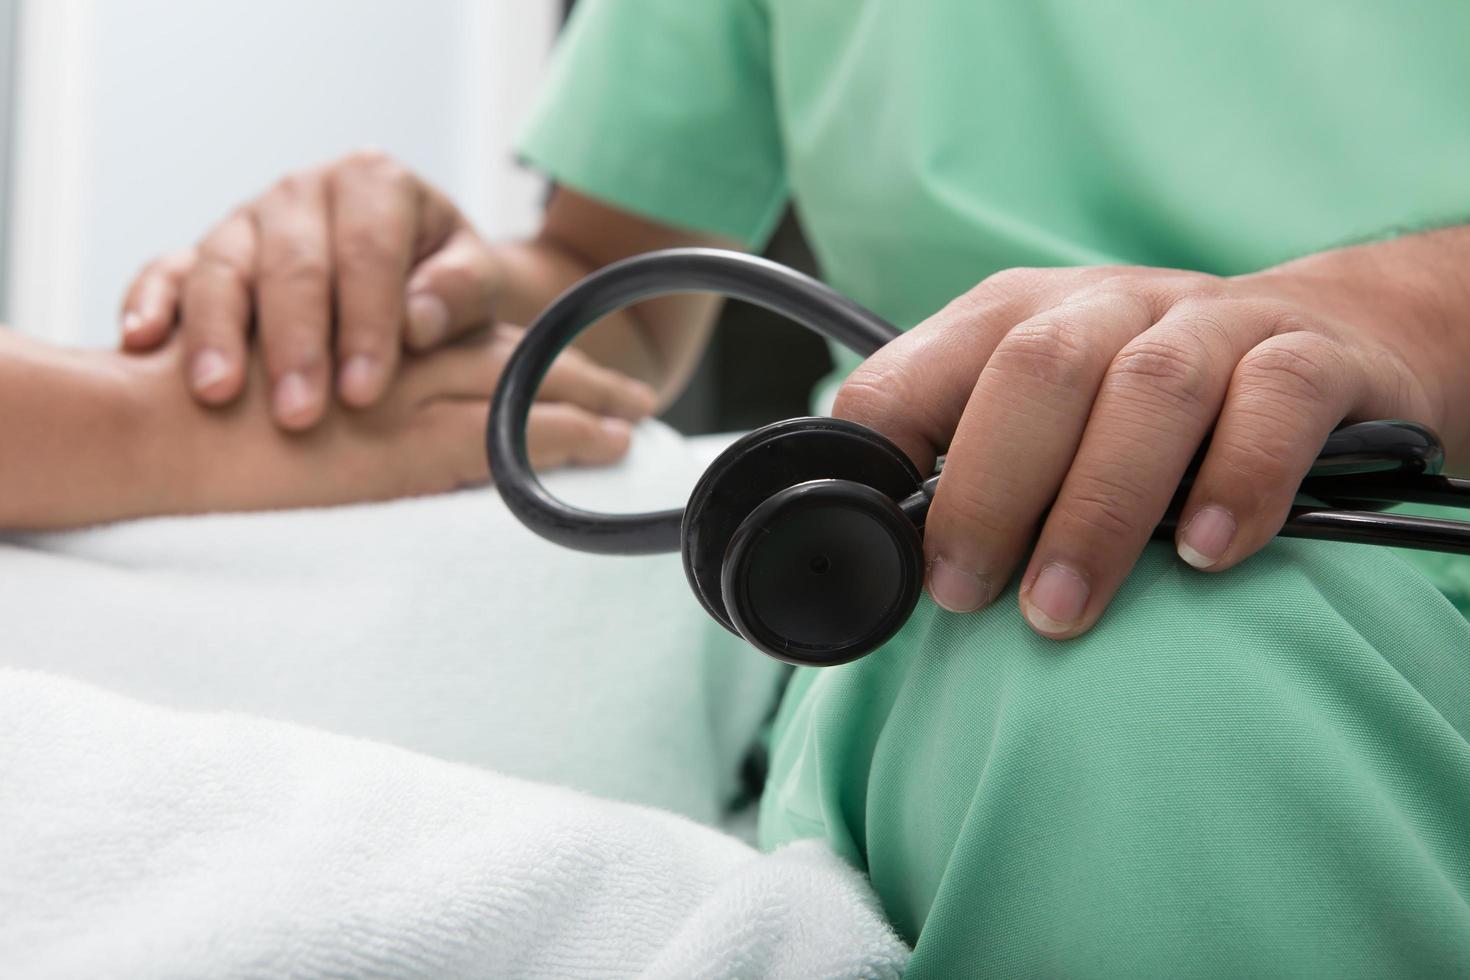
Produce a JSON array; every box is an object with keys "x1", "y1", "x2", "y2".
[
  {"x1": 118, "y1": 151, "x2": 610, "y2": 430},
  {"x1": 834, "y1": 238, "x2": 1465, "y2": 639},
  {"x1": 131, "y1": 324, "x2": 647, "y2": 517}
]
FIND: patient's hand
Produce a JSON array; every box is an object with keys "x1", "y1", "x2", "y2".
[{"x1": 128, "y1": 324, "x2": 647, "y2": 516}]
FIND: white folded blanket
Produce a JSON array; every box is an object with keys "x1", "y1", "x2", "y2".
[
  {"x1": 0, "y1": 424, "x2": 785, "y2": 826},
  {"x1": 0, "y1": 669, "x2": 907, "y2": 978}
]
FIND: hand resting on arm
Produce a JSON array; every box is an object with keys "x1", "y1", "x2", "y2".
[{"x1": 0, "y1": 324, "x2": 653, "y2": 531}]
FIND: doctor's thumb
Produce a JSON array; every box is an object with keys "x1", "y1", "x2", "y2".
[{"x1": 404, "y1": 226, "x2": 503, "y2": 351}]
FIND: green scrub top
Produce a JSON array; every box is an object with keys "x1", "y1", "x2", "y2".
[
  {"x1": 520, "y1": 2, "x2": 1470, "y2": 975},
  {"x1": 521, "y1": 0, "x2": 1470, "y2": 401}
]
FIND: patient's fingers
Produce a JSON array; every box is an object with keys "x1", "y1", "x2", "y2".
[
  {"x1": 407, "y1": 326, "x2": 657, "y2": 421},
  {"x1": 527, "y1": 402, "x2": 634, "y2": 470},
  {"x1": 119, "y1": 248, "x2": 196, "y2": 350},
  {"x1": 409, "y1": 399, "x2": 631, "y2": 495},
  {"x1": 255, "y1": 171, "x2": 334, "y2": 430},
  {"x1": 535, "y1": 342, "x2": 660, "y2": 421},
  {"x1": 330, "y1": 152, "x2": 418, "y2": 407},
  {"x1": 180, "y1": 213, "x2": 256, "y2": 405}
]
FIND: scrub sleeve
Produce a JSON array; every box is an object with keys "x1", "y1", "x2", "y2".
[
  {"x1": 518, "y1": 0, "x2": 788, "y2": 250},
  {"x1": 520, "y1": 3, "x2": 1470, "y2": 975}
]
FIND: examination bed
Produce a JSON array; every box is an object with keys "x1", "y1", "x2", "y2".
[{"x1": 0, "y1": 423, "x2": 909, "y2": 978}]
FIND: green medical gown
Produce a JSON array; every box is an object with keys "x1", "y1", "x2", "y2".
[{"x1": 519, "y1": 1, "x2": 1470, "y2": 974}]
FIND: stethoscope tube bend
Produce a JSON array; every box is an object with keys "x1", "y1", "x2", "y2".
[{"x1": 488, "y1": 249, "x2": 901, "y2": 556}]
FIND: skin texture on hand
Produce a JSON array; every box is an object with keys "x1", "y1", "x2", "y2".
[
  {"x1": 833, "y1": 226, "x2": 1470, "y2": 641},
  {"x1": 118, "y1": 152, "x2": 733, "y2": 429},
  {"x1": 0, "y1": 325, "x2": 656, "y2": 531}
]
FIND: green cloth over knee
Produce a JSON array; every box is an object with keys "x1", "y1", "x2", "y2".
[{"x1": 759, "y1": 541, "x2": 1470, "y2": 977}]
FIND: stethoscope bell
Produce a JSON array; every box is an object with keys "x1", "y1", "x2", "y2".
[
  {"x1": 681, "y1": 417, "x2": 927, "y2": 665},
  {"x1": 721, "y1": 478, "x2": 923, "y2": 665}
]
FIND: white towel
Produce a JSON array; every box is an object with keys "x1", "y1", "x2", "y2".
[
  {"x1": 0, "y1": 668, "x2": 908, "y2": 979},
  {"x1": 0, "y1": 424, "x2": 786, "y2": 826}
]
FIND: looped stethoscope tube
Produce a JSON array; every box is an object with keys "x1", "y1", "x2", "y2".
[
  {"x1": 488, "y1": 248, "x2": 1470, "y2": 665},
  {"x1": 488, "y1": 249, "x2": 900, "y2": 555}
]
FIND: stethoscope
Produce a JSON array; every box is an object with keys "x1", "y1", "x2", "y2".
[{"x1": 488, "y1": 249, "x2": 1470, "y2": 667}]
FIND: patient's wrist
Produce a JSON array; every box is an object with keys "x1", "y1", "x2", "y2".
[
  {"x1": 60, "y1": 348, "x2": 177, "y2": 524},
  {"x1": 107, "y1": 347, "x2": 211, "y2": 520}
]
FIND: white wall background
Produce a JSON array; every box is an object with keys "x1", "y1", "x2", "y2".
[{"x1": 5, "y1": 0, "x2": 559, "y2": 346}]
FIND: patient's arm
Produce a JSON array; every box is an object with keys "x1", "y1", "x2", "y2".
[
  {"x1": 0, "y1": 330, "x2": 148, "y2": 529},
  {"x1": 0, "y1": 324, "x2": 649, "y2": 531}
]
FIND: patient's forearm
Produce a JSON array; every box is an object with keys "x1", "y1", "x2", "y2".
[{"x1": 0, "y1": 329, "x2": 153, "y2": 530}]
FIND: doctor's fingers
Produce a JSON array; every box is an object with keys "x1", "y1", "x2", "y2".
[
  {"x1": 1170, "y1": 331, "x2": 1426, "y2": 576},
  {"x1": 330, "y1": 154, "x2": 463, "y2": 406},
  {"x1": 405, "y1": 325, "x2": 658, "y2": 422},
  {"x1": 1008, "y1": 301, "x2": 1284, "y2": 638},
  {"x1": 119, "y1": 248, "x2": 196, "y2": 350},
  {"x1": 401, "y1": 223, "x2": 503, "y2": 352},
  {"x1": 253, "y1": 171, "x2": 335, "y2": 430},
  {"x1": 916, "y1": 289, "x2": 1159, "y2": 617},
  {"x1": 179, "y1": 212, "x2": 257, "y2": 406},
  {"x1": 832, "y1": 266, "x2": 1121, "y2": 471}
]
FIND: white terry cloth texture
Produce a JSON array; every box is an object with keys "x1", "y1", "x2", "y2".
[
  {"x1": 0, "y1": 668, "x2": 909, "y2": 979},
  {"x1": 0, "y1": 423, "x2": 786, "y2": 827}
]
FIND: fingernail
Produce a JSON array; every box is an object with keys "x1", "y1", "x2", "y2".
[
  {"x1": 190, "y1": 349, "x2": 231, "y2": 393},
  {"x1": 1178, "y1": 505, "x2": 1236, "y2": 569},
  {"x1": 121, "y1": 311, "x2": 145, "y2": 338},
  {"x1": 138, "y1": 281, "x2": 166, "y2": 323},
  {"x1": 1023, "y1": 562, "x2": 1089, "y2": 635},
  {"x1": 406, "y1": 293, "x2": 449, "y2": 347},
  {"x1": 601, "y1": 417, "x2": 633, "y2": 440},
  {"x1": 274, "y1": 371, "x2": 315, "y2": 423},
  {"x1": 926, "y1": 556, "x2": 990, "y2": 613},
  {"x1": 339, "y1": 354, "x2": 380, "y2": 402}
]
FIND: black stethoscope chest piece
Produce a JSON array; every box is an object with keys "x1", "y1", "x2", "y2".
[{"x1": 683, "y1": 417, "x2": 926, "y2": 666}]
